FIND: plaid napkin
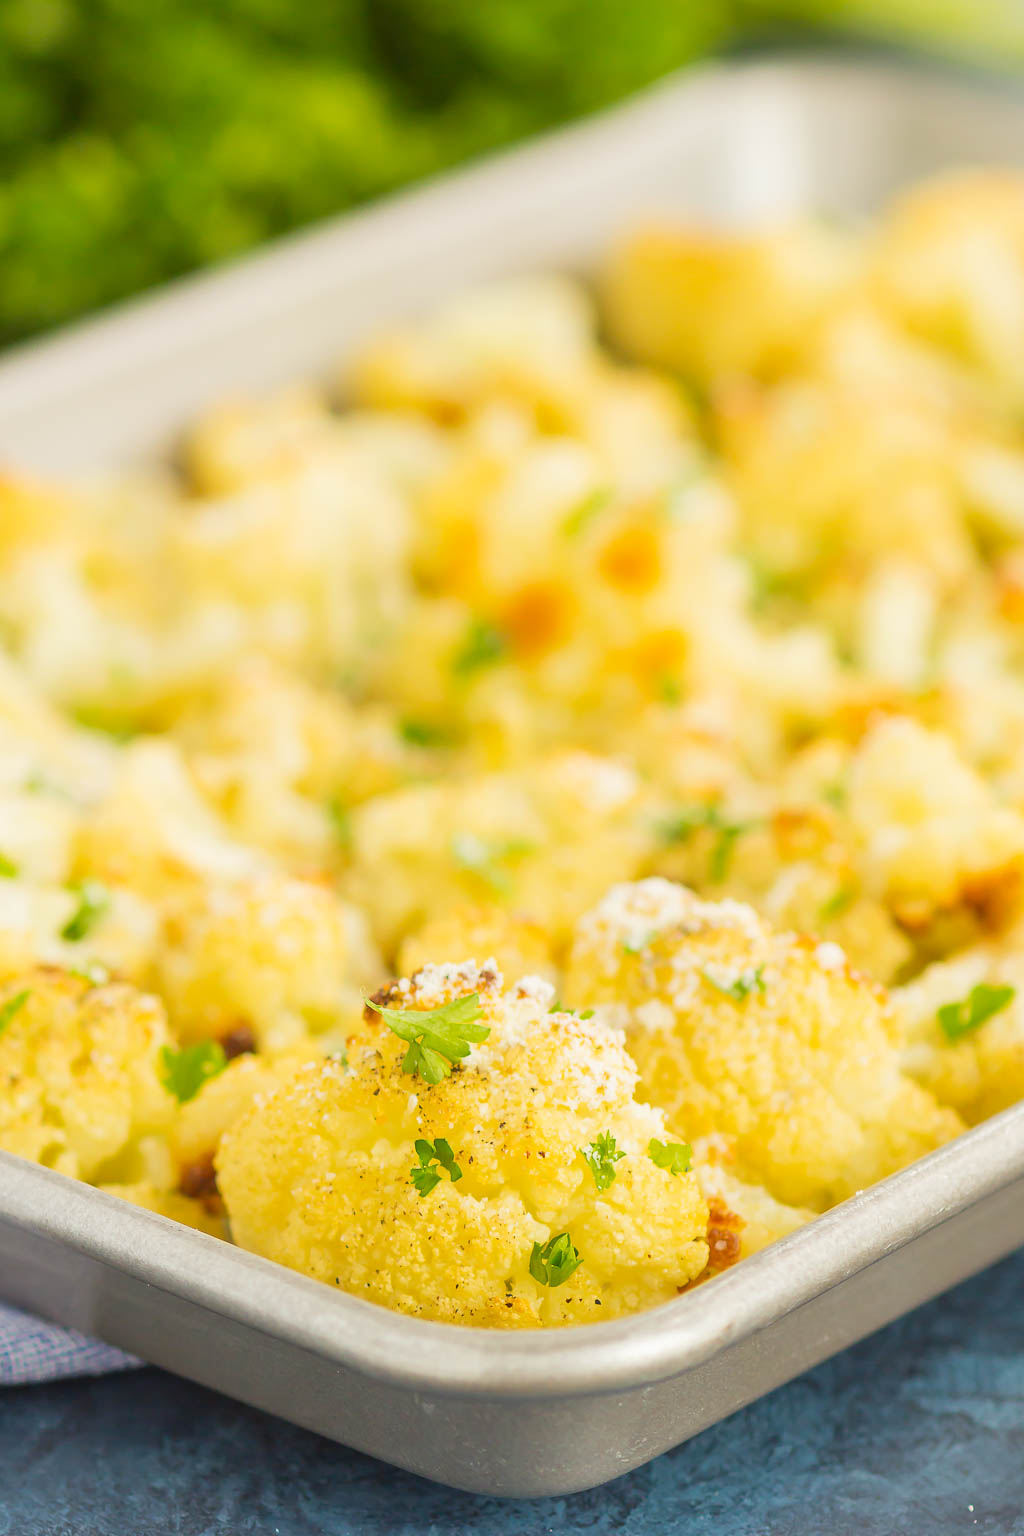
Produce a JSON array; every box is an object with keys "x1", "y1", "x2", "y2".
[{"x1": 0, "y1": 1301, "x2": 140, "y2": 1385}]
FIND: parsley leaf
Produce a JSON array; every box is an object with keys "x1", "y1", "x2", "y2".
[
  {"x1": 452, "y1": 619, "x2": 507, "y2": 678},
  {"x1": 410, "y1": 1137, "x2": 463, "y2": 1197},
  {"x1": 327, "y1": 797, "x2": 352, "y2": 851},
  {"x1": 937, "y1": 983, "x2": 1016, "y2": 1043},
  {"x1": 581, "y1": 1131, "x2": 625, "y2": 1193},
  {"x1": 702, "y1": 964, "x2": 766, "y2": 1002},
  {"x1": 60, "y1": 879, "x2": 110, "y2": 943},
  {"x1": 0, "y1": 852, "x2": 17, "y2": 878},
  {"x1": 159, "y1": 1041, "x2": 228, "y2": 1104},
  {"x1": 69, "y1": 961, "x2": 110, "y2": 987},
  {"x1": 529, "y1": 1231, "x2": 583, "y2": 1288},
  {"x1": 648, "y1": 1138, "x2": 693, "y2": 1176},
  {"x1": 365, "y1": 992, "x2": 490, "y2": 1085},
  {"x1": 399, "y1": 717, "x2": 457, "y2": 749},
  {"x1": 656, "y1": 803, "x2": 753, "y2": 882},
  {"x1": 0, "y1": 989, "x2": 30, "y2": 1038},
  {"x1": 451, "y1": 832, "x2": 533, "y2": 896},
  {"x1": 819, "y1": 883, "x2": 856, "y2": 921},
  {"x1": 561, "y1": 486, "x2": 610, "y2": 539}
]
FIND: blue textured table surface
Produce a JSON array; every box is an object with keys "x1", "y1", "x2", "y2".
[{"x1": 2, "y1": 1248, "x2": 1023, "y2": 1536}]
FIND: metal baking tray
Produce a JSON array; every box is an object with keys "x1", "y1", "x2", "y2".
[{"x1": 2, "y1": 51, "x2": 1024, "y2": 1499}]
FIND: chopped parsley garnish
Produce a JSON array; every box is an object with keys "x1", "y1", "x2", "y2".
[
  {"x1": 702, "y1": 964, "x2": 766, "y2": 1002},
  {"x1": 548, "y1": 1002, "x2": 594, "y2": 1019},
  {"x1": 0, "y1": 990, "x2": 30, "y2": 1038},
  {"x1": 69, "y1": 961, "x2": 110, "y2": 988},
  {"x1": 529, "y1": 1231, "x2": 583, "y2": 1288},
  {"x1": 327, "y1": 797, "x2": 352, "y2": 851},
  {"x1": 819, "y1": 883, "x2": 856, "y2": 921},
  {"x1": 159, "y1": 1041, "x2": 228, "y2": 1103},
  {"x1": 410, "y1": 1137, "x2": 463, "y2": 1197},
  {"x1": 561, "y1": 486, "x2": 610, "y2": 539},
  {"x1": 365, "y1": 992, "x2": 490, "y2": 1085},
  {"x1": 398, "y1": 717, "x2": 457, "y2": 749},
  {"x1": 821, "y1": 779, "x2": 847, "y2": 811},
  {"x1": 0, "y1": 853, "x2": 17, "y2": 878},
  {"x1": 581, "y1": 1131, "x2": 625, "y2": 1193},
  {"x1": 648, "y1": 1138, "x2": 693, "y2": 1176},
  {"x1": 60, "y1": 879, "x2": 110, "y2": 943},
  {"x1": 656, "y1": 802, "x2": 753, "y2": 882},
  {"x1": 656, "y1": 674, "x2": 682, "y2": 705},
  {"x1": 937, "y1": 983, "x2": 1016, "y2": 1043},
  {"x1": 452, "y1": 619, "x2": 507, "y2": 677},
  {"x1": 451, "y1": 832, "x2": 533, "y2": 895}
]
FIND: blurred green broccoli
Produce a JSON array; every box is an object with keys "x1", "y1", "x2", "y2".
[{"x1": 0, "y1": 0, "x2": 731, "y2": 346}]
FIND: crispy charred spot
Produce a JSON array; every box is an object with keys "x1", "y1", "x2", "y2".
[
  {"x1": 220, "y1": 1021, "x2": 257, "y2": 1060},
  {"x1": 363, "y1": 982, "x2": 401, "y2": 1023},
  {"x1": 178, "y1": 1152, "x2": 224, "y2": 1215},
  {"x1": 704, "y1": 1197, "x2": 744, "y2": 1273}
]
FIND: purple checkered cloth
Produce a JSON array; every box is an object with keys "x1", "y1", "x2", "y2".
[{"x1": 0, "y1": 1301, "x2": 140, "y2": 1385}]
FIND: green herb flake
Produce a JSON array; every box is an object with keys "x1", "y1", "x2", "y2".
[
  {"x1": 452, "y1": 619, "x2": 507, "y2": 678},
  {"x1": 410, "y1": 1136, "x2": 463, "y2": 1197},
  {"x1": 702, "y1": 964, "x2": 766, "y2": 1002},
  {"x1": 656, "y1": 674, "x2": 682, "y2": 705},
  {"x1": 0, "y1": 990, "x2": 30, "y2": 1039},
  {"x1": 937, "y1": 983, "x2": 1016, "y2": 1043},
  {"x1": 529, "y1": 1231, "x2": 583, "y2": 1288},
  {"x1": 451, "y1": 832, "x2": 533, "y2": 896},
  {"x1": 159, "y1": 1041, "x2": 228, "y2": 1104},
  {"x1": 581, "y1": 1131, "x2": 625, "y2": 1193},
  {"x1": 0, "y1": 852, "x2": 17, "y2": 878},
  {"x1": 561, "y1": 486, "x2": 610, "y2": 539},
  {"x1": 821, "y1": 779, "x2": 847, "y2": 811},
  {"x1": 622, "y1": 931, "x2": 655, "y2": 956},
  {"x1": 656, "y1": 802, "x2": 753, "y2": 882},
  {"x1": 60, "y1": 880, "x2": 110, "y2": 943},
  {"x1": 69, "y1": 961, "x2": 110, "y2": 988},
  {"x1": 365, "y1": 992, "x2": 490, "y2": 1085},
  {"x1": 820, "y1": 883, "x2": 856, "y2": 921},
  {"x1": 327, "y1": 797, "x2": 352, "y2": 851},
  {"x1": 648, "y1": 1138, "x2": 693, "y2": 1176},
  {"x1": 398, "y1": 717, "x2": 457, "y2": 749}
]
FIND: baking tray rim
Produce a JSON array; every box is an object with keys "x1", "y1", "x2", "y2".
[{"x1": 4, "y1": 1096, "x2": 1024, "y2": 1400}]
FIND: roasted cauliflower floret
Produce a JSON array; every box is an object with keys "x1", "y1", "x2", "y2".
[
  {"x1": 398, "y1": 906, "x2": 556, "y2": 988},
  {"x1": 0, "y1": 968, "x2": 173, "y2": 1181},
  {"x1": 603, "y1": 220, "x2": 857, "y2": 385},
  {"x1": 874, "y1": 172, "x2": 1024, "y2": 405},
  {"x1": 157, "y1": 873, "x2": 373, "y2": 1050},
  {"x1": 217, "y1": 960, "x2": 710, "y2": 1327},
  {"x1": 847, "y1": 715, "x2": 1024, "y2": 930},
  {"x1": 346, "y1": 750, "x2": 652, "y2": 953},
  {"x1": 564, "y1": 879, "x2": 962, "y2": 1211},
  {"x1": 896, "y1": 945, "x2": 1024, "y2": 1124}
]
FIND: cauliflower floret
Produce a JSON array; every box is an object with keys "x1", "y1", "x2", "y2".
[
  {"x1": 170, "y1": 1046, "x2": 326, "y2": 1173},
  {"x1": 73, "y1": 739, "x2": 264, "y2": 898},
  {"x1": 874, "y1": 172, "x2": 1024, "y2": 405},
  {"x1": 603, "y1": 220, "x2": 857, "y2": 385},
  {"x1": 350, "y1": 276, "x2": 600, "y2": 427},
  {"x1": 691, "y1": 1135, "x2": 814, "y2": 1265},
  {"x1": 896, "y1": 944, "x2": 1024, "y2": 1124},
  {"x1": 0, "y1": 968, "x2": 173, "y2": 1181},
  {"x1": 847, "y1": 715, "x2": 1024, "y2": 929},
  {"x1": 158, "y1": 873, "x2": 372, "y2": 1050},
  {"x1": 217, "y1": 960, "x2": 710, "y2": 1327},
  {"x1": 0, "y1": 877, "x2": 158, "y2": 987},
  {"x1": 564, "y1": 879, "x2": 962, "y2": 1211},
  {"x1": 399, "y1": 906, "x2": 556, "y2": 989},
  {"x1": 346, "y1": 750, "x2": 651, "y2": 953}
]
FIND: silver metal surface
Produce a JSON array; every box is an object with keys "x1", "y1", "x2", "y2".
[{"x1": 1, "y1": 51, "x2": 1024, "y2": 1498}]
